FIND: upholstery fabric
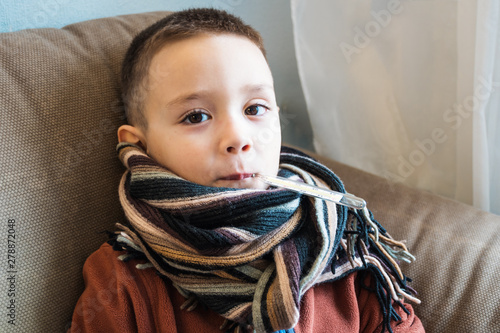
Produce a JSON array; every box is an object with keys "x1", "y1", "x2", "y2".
[
  {"x1": 0, "y1": 11, "x2": 171, "y2": 332},
  {"x1": 0, "y1": 10, "x2": 499, "y2": 333}
]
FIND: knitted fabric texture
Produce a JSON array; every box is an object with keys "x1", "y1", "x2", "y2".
[{"x1": 112, "y1": 143, "x2": 419, "y2": 333}]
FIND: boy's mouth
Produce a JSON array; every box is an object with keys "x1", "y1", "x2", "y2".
[{"x1": 219, "y1": 173, "x2": 254, "y2": 181}]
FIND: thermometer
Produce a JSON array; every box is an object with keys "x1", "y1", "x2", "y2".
[{"x1": 254, "y1": 173, "x2": 366, "y2": 210}]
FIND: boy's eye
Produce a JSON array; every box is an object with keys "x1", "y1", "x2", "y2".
[
  {"x1": 182, "y1": 111, "x2": 210, "y2": 124},
  {"x1": 245, "y1": 104, "x2": 268, "y2": 116}
]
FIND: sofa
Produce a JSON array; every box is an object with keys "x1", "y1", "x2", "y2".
[{"x1": 1, "y1": 11, "x2": 499, "y2": 333}]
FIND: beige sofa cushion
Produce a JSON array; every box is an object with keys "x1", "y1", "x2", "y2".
[
  {"x1": 1, "y1": 11, "x2": 499, "y2": 333},
  {"x1": 0, "y1": 11, "x2": 171, "y2": 332}
]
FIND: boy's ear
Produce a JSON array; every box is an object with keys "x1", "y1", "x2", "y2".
[{"x1": 117, "y1": 124, "x2": 147, "y2": 150}]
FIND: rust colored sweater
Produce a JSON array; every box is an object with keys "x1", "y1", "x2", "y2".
[{"x1": 68, "y1": 243, "x2": 424, "y2": 333}]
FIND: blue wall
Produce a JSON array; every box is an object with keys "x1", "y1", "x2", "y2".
[
  {"x1": 1, "y1": 0, "x2": 247, "y2": 32},
  {"x1": 0, "y1": 0, "x2": 313, "y2": 149}
]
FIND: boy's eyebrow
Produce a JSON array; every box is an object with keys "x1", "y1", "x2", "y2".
[
  {"x1": 166, "y1": 92, "x2": 204, "y2": 106},
  {"x1": 243, "y1": 83, "x2": 274, "y2": 94},
  {"x1": 164, "y1": 84, "x2": 274, "y2": 108}
]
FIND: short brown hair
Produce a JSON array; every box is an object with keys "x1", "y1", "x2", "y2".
[{"x1": 121, "y1": 8, "x2": 266, "y2": 129}]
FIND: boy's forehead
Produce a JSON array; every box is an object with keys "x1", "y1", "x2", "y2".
[
  {"x1": 150, "y1": 33, "x2": 267, "y2": 68},
  {"x1": 147, "y1": 33, "x2": 273, "y2": 91}
]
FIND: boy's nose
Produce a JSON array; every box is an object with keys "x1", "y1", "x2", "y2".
[
  {"x1": 226, "y1": 142, "x2": 251, "y2": 154},
  {"x1": 220, "y1": 118, "x2": 252, "y2": 154}
]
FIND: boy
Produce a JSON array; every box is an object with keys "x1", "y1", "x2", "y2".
[{"x1": 69, "y1": 8, "x2": 424, "y2": 333}]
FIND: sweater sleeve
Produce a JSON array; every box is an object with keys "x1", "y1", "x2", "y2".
[
  {"x1": 67, "y1": 243, "x2": 178, "y2": 333},
  {"x1": 356, "y1": 272, "x2": 425, "y2": 333},
  {"x1": 295, "y1": 272, "x2": 425, "y2": 333},
  {"x1": 68, "y1": 243, "x2": 225, "y2": 333}
]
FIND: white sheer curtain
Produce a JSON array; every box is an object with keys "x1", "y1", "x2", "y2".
[{"x1": 291, "y1": 0, "x2": 500, "y2": 214}]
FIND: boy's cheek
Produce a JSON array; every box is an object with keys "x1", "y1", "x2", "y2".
[{"x1": 254, "y1": 117, "x2": 281, "y2": 147}]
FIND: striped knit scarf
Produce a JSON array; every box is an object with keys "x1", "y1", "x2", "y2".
[{"x1": 112, "y1": 143, "x2": 419, "y2": 333}]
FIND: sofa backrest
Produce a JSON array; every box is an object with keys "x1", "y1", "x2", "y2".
[{"x1": 0, "y1": 11, "x2": 171, "y2": 332}]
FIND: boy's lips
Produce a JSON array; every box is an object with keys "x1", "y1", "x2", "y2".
[{"x1": 219, "y1": 173, "x2": 255, "y2": 181}]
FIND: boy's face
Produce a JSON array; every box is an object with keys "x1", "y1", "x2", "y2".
[{"x1": 120, "y1": 34, "x2": 281, "y2": 189}]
